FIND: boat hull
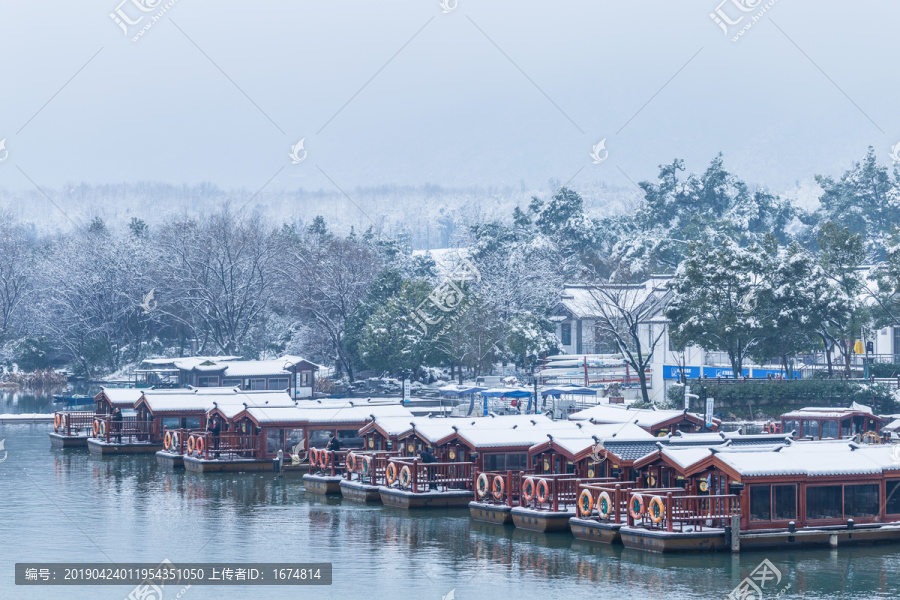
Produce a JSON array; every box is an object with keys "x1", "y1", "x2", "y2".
[
  {"x1": 49, "y1": 433, "x2": 89, "y2": 448},
  {"x1": 379, "y1": 487, "x2": 472, "y2": 509},
  {"x1": 569, "y1": 517, "x2": 622, "y2": 544},
  {"x1": 510, "y1": 507, "x2": 573, "y2": 533},
  {"x1": 469, "y1": 501, "x2": 513, "y2": 525},
  {"x1": 619, "y1": 526, "x2": 727, "y2": 553},
  {"x1": 303, "y1": 474, "x2": 343, "y2": 495},
  {"x1": 155, "y1": 451, "x2": 184, "y2": 469},
  {"x1": 339, "y1": 480, "x2": 382, "y2": 503},
  {"x1": 87, "y1": 438, "x2": 163, "y2": 455}
]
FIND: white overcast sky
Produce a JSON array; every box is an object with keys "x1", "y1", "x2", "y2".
[{"x1": 0, "y1": 0, "x2": 896, "y2": 197}]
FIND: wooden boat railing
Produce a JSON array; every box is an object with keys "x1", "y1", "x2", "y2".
[
  {"x1": 343, "y1": 451, "x2": 400, "y2": 486},
  {"x1": 308, "y1": 450, "x2": 349, "y2": 476},
  {"x1": 160, "y1": 428, "x2": 203, "y2": 455},
  {"x1": 472, "y1": 469, "x2": 536, "y2": 507},
  {"x1": 627, "y1": 491, "x2": 741, "y2": 532},
  {"x1": 385, "y1": 458, "x2": 474, "y2": 493},
  {"x1": 93, "y1": 416, "x2": 157, "y2": 443},
  {"x1": 519, "y1": 474, "x2": 619, "y2": 512},
  {"x1": 187, "y1": 432, "x2": 261, "y2": 460},
  {"x1": 574, "y1": 483, "x2": 668, "y2": 521},
  {"x1": 53, "y1": 411, "x2": 95, "y2": 436}
]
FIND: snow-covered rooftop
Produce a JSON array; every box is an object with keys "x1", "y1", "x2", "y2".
[{"x1": 569, "y1": 404, "x2": 704, "y2": 428}]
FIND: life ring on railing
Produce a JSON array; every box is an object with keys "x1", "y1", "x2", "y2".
[
  {"x1": 629, "y1": 494, "x2": 645, "y2": 520},
  {"x1": 164, "y1": 431, "x2": 172, "y2": 451},
  {"x1": 399, "y1": 465, "x2": 412, "y2": 489},
  {"x1": 597, "y1": 491, "x2": 612, "y2": 519},
  {"x1": 54, "y1": 414, "x2": 61, "y2": 429},
  {"x1": 99, "y1": 421, "x2": 107, "y2": 437},
  {"x1": 578, "y1": 489, "x2": 594, "y2": 516},
  {"x1": 522, "y1": 477, "x2": 536, "y2": 502},
  {"x1": 347, "y1": 452, "x2": 357, "y2": 472},
  {"x1": 309, "y1": 447, "x2": 319, "y2": 467},
  {"x1": 648, "y1": 496, "x2": 665, "y2": 524},
  {"x1": 60, "y1": 414, "x2": 67, "y2": 430},
  {"x1": 187, "y1": 436, "x2": 195, "y2": 455},
  {"x1": 492, "y1": 476, "x2": 505, "y2": 501},
  {"x1": 535, "y1": 479, "x2": 550, "y2": 504},
  {"x1": 321, "y1": 450, "x2": 331, "y2": 469},
  {"x1": 386, "y1": 462, "x2": 399, "y2": 485},
  {"x1": 93, "y1": 420, "x2": 100, "y2": 436},
  {"x1": 195, "y1": 437, "x2": 205, "y2": 455},
  {"x1": 699, "y1": 480, "x2": 709, "y2": 493},
  {"x1": 171, "y1": 432, "x2": 179, "y2": 452},
  {"x1": 363, "y1": 456, "x2": 372, "y2": 476},
  {"x1": 768, "y1": 422, "x2": 777, "y2": 434},
  {"x1": 476, "y1": 473, "x2": 490, "y2": 499}
]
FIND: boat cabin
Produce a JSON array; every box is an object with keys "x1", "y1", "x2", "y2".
[{"x1": 780, "y1": 403, "x2": 883, "y2": 441}]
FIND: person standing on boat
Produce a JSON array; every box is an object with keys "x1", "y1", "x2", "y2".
[
  {"x1": 326, "y1": 433, "x2": 340, "y2": 452},
  {"x1": 209, "y1": 416, "x2": 221, "y2": 453},
  {"x1": 111, "y1": 407, "x2": 123, "y2": 443},
  {"x1": 420, "y1": 446, "x2": 438, "y2": 490}
]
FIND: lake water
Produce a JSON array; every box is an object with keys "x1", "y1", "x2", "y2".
[{"x1": 2, "y1": 392, "x2": 900, "y2": 599}]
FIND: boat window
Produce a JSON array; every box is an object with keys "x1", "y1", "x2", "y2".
[
  {"x1": 773, "y1": 484, "x2": 796, "y2": 520},
  {"x1": 337, "y1": 429, "x2": 363, "y2": 448},
  {"x1": 266, "y1": 429, "x2": 284, "y2": 454},
  {"x1": 749, "y1": 485, "x2": 771, "y2": 521},
  {"x1": 886, "y1": 481, "x2": 900, "y2": 514},
  {"x1": 821, "y1": 420, "x2": 839, "y2": 439},
  {"x1": 286, "y1": 429, "x2": 304, "y2": 451},
  {"x1": 806, "y1": 486, "x2": 842, "y2": 520},
  {"x1": 183, "y1": 417, "x2": 200, "y2": 429},
  {"x1": 484, "y1": 453, "x2": 505, "y2": 471},
  {"x1": 844, "y1": 484, "x2": 879, "y2": 518},
  {"x1": 309, "y1": 429, "x2": 331, "y2": 448},
  {"x1": 223, "y1": 379, "x2": 242, "y2": 389},
  {"x1": 269, "y1": 377, "x2": 289, "y2": 390},
  {"x1": 803, "y1": 420, "x2": 819, "y2": 439},
  {"x1": 560, "y1": 323, "x2": 571, "y2": 346},
  {"x1": 249, "y1": 379, "x2": 266, "y2": 391},
  {"x1": 161, "y1": 418, "x2": 180, "y2": 430},
  {"x1": 197, "y1": 376, "x2": 218, "y2": 387},
  {"x1": 783, "y1": 420, "x2": 800, "y2": 435},
  {"x1": 841, "y1": 419, "x2": 852, "y2": 437}
]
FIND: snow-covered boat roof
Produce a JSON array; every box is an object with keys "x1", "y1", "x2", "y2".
[
  {"x1": 138, "y1": 388, "x2": 293, "y2": 413},
  {"x1": 781, "y1": 402, "x2": 876, "y2": 419},
  {"x1": 569, "y1": 404, "x2": 707, "y2": 428},
  {"x1": 713, "y1": 441, "x2": 900, "y2": 478},
  {"x1": 97, "y1": 387, "x2": 144, "y2": 407},
  {"x1": 242, "y1": 403, "x2": 412, "y2": 426}
]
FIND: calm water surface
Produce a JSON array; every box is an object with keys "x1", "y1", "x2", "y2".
[{"x1": 2, "y1": 392, "x2": 900, "y2": 599}]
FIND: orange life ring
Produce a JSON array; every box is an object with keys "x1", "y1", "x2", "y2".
[
  {"x1": 347, "y1": 452, "x2": 357, "y2": 472},
  {"x1": 492, "y1": 475, "x2": 505, "y2": 501},
  {"x1": 309, "y1": 447, "x2": 318, "y2": 467},
  {"x1": 93, "y1": 419, "x2": 100, "y2": 436},
  {"x1": 171, "y1": 432, "x2": 180, "y2": 452},
  {"x1": 195, "y1": 437, "x2": 205, "y2": 455},
  {"x1": 187, "y1": 435, "x2": 195, "y2": 455},
  {"x1": 320, "y1": 450, "x2": 331, "y2": 469},
  {"x1": 386, "y1": 462, "x2": 399, "y2": 485},
  {"x1": 522, "y1": 477, "x2": 536, "y2": 502},
  {"x1": 54, "y1": 414, "x2": 61, "y2": 429},
  {"x1": 648, "y1": 496, "x2": 665, "y2": 524},
  {"x1": 597, "y1": 491, "x2": 612, "y2": 519},
  {"x1": 399, "y1": 465, "x2": 412, "y2": 489},
  {"x1": 476, "y1": 473, "x2": 490, "y2": 499},
  {"x1": 363, "y1": 456, "x2": 372, "y2": 475},
  {"x1": 536, "y1": 479, "x2": 550, "y2": 504},
  {"x1": 578, "y1": 489, "x2": 594, "y2": 516},
  {"x1": 768, "y1": 423, "x2": 777, "y2": 434},
  {"x1": 629, "y1": 494, "x2": 645, "y2": 520},
  {"x1": 99, "y1": 421, "x2": 107, "y2": 437},
  {"x1": 164, "y1": 431, "x2": 172, "y2": 451},
  {"x1": 59, "y1": 414, "x2": 67, "y2": 430}
]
